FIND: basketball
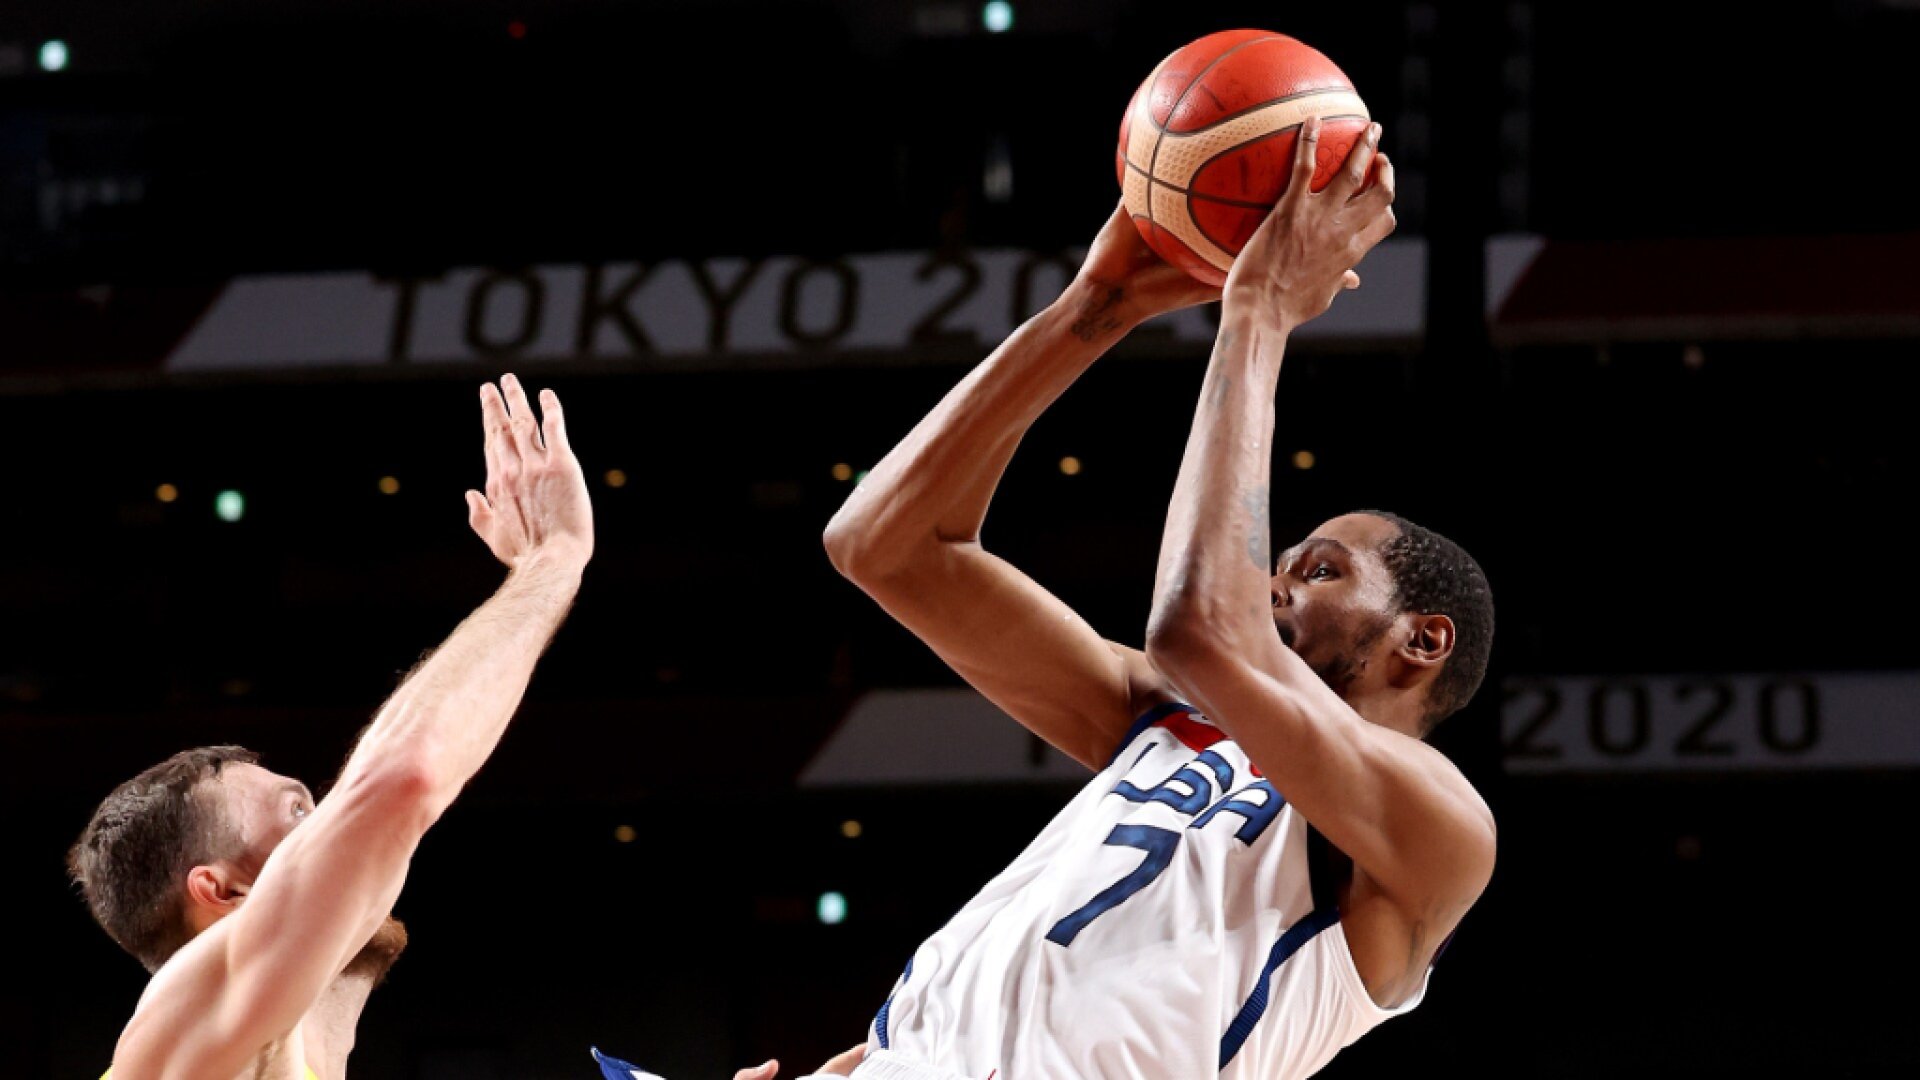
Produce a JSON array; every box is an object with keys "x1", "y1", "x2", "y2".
[{"x1": 1117, "y1": 29, "x2": 1372, "y2": 286}]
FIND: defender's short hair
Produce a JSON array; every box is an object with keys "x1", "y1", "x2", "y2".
[{"x1": 68, "y1": 745, "x2": 259, "y2": 971}]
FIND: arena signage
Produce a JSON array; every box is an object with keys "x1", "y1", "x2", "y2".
[
  {"x1": 164, "y1": 243, "x2": 1426, "y2": 373},
  {"x1": 1499, "y1": 671, "x2": 1920, "y2": 773}
]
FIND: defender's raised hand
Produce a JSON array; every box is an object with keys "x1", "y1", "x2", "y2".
[
  {"x1": 467, "y1": 373, "x2": 594, "y2": 569},
  {"x1": 1222, "y1": 116, "x2": 1396, "y2": 330}
]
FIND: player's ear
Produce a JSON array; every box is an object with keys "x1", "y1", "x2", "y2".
[
  {"x1": 1393, "y1": 613, "x2": 1454, "y2": 683},
  {"x1": 185, "y1": 864, "x2": 245, "y2": 916}
]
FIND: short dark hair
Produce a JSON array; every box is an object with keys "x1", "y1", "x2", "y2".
[
  {"x1": 68, "y1": 745, "x2": 259, "y2": 972},
  {"x1": 1361, "y1": 511, "x2": 1495, "y2": 732}
]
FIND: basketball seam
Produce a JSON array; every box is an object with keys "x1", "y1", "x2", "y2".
[
  {"x1": 1161, "y1": 84, "x2": 1365, "y2": 137},
  {"x1": 1184, "y1": 110, "x2": 1373, "y2": 254},
  {"x1": 1145, "y1": 34, "x2": 1282, "y2": 233},
  {"x1": 1121, "y1": 157, "x2": 1290, "y2": 210},
  {"x1": 1140, "y1": 35, "x2": 1285, "y2": 137}
]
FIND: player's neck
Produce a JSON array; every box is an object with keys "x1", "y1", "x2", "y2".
[
  {"x1": 1343, "y1": 685, "x2": 1427, "y2": 741},
  {"x1": 299, "y1": 972, "x2": 378, "y2": 1079}
]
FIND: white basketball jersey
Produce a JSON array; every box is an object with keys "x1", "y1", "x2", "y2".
[{"x1": 861, "y1": 703, "x2": 1427, "y2": 1080}]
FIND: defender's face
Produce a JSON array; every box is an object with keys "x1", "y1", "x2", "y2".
[
  {"x1": 211, "y1": 763, "x2": 315, "y2": 880},
  {"x1": 1270, "y1": 514, "x2": 1403, "y2": 692}
]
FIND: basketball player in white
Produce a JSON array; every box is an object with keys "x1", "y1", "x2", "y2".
[
  {"x1": 75, "y1": 375, "x2": 594, "y2": 1079},
  {"x1": 824, "y1": 118, "x2": 1495, "y2": 1079}
]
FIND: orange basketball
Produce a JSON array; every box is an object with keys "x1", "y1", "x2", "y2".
[{"x1": 1117, "y1": 29, "x2": 1372, "y2": 286}]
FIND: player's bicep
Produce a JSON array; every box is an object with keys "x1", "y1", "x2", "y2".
[
  {"x1": 1173, "y1": 645, "x2": 1494, "y2": 911},
  {"x1": 854, "y1": 543, "x2": 1166, "y2": 768}
]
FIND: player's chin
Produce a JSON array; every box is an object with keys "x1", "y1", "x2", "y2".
[{"x1": 1273, "y1": 620, "x2": 1298, "y2": 650}]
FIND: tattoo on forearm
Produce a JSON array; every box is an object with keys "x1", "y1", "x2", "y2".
[
  {"x1": 1207, "y1": 372, "x2": 1234, "y2": 411},
  {"x1": 1070, "y1": 285, "x2": 1128, "y2": 342},
  {"x1": 1243, "y1": 484, "x2": 1270, "y2": 568}
]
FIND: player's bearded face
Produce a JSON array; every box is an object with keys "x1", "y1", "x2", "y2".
[
  {"x1": 346, "y1": 917, "x2": 409, "y2": 982},
  {"x1": 1271, "y1": 561, "x2": 1399, "y2": 698},
  {"x1": 217, "y1": 769, "x2": 408, "y2": 982},
  {"x1": 1291, "y1": 607, "x2": 1395, "y2": 697}
]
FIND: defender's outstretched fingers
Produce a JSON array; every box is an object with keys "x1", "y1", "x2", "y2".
[
  {"x1": 500, "y1": 372, "x2": 544, "y2": 455},
  {"x1": 480, "y1": 382, "x2": 518, "y2": 479},
  {"x1": 464, "y1": 490, "x2": 493, "y2": 535},
  {"x1": 1281, "y1": 115, "x2": 1322, "y2": 208},
  {"x1": 539, "y1": 388, "x2": 571, "y2": 457},
  {"x1": 1325, "y1": 122, "x2": 1381, "y2": 203}
]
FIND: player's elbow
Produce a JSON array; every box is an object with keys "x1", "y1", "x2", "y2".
[
  {"x1": 822, "y1": 511, "x2": 878, "y2": 580},
  {"x1": 823, "y1": 501, "x2": 926, "y2": 584},
  {"x1": 335, "y1": 756, "x2": 442, "y2": 835}
]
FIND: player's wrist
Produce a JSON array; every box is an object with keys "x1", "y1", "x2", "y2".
[
  {"x1": 1051, "y1": 276, "x2": 1152, "y2": 340},
  {"x1": 511, "y1": 542, "x2": 591, "y2": 585},
  {"x1": 1219, "y1": 289, "x2": 1304, "y2": 338}
]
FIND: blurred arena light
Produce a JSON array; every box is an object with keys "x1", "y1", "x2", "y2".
[
  {"x1": 982, "y1": 2, "x2": 1014, "y2": 34},
  {"x1": 214, "y1": 489, "x2": 245, "y2": 523},
  {"x1": 38, "y1": 39, "x2": 69, "y2": 72},
  {"x1": 816, "y1": 891, "x2": 848, "y2": 925}
]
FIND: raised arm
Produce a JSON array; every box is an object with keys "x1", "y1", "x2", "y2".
[
  {"x1": 1144, "y1": 121, "x2": 1493, "y2": 932},
  {"x1": 824, "y1": 207, "x2": 1215, "y2": 768},
  {"x1": 114, "y1": 375, "x2": 593, "y2": 1080}
]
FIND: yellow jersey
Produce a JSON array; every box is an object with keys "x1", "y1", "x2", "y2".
[{"x1": 104, "y1": 1060, "x2": 318, "y2": 1068}]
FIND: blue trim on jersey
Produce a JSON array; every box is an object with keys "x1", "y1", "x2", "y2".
[
  {"x1": 591, "y1": 1047, "x2": 648, "y2": 1080},
  {"x1": 873, "y1": 955, "x2": 914, "y2": 1051},
  {"x1": 1105, "y1": 701, "x2": 1194, "y2": 770},
  {"x1": 1218, "y1": 906, "x2": 1342, "y2": 1069}
]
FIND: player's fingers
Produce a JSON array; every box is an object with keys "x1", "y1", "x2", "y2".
[
  {"x1": 480, "y1": 383, "x2": 519, "y2": 483},
  {"x1": 1280, "y1": 116, "x2": 1322, "y2": 209},
  {"x1": 817, "y1": 1045, "x2": 867, "y2": 1076},
  {"x1": 500, "y1": 372, "x2": 543, "y2": 455},
  {"x1": 732, "y1": 1060, "x2": 778, "y2": 1080},
  {"x1": 1352, "y1": 153, "x2": 1396, "y2": 214},
  {"x1": 1342, "y1": 270, "x2": 1361, "y2": 290},
  {"x1": 1325, "y1": 122, "x2": 1381, "y2": 203},
  {"x1": 1357, "y1": 204, "x2": 1398, "y2": 252},
  {"x1": 465, "y1": 490, "x2": 492, "y2": 533},
  {"x1": 539, "y1": 387, "x2": 572, "y2": 457}
]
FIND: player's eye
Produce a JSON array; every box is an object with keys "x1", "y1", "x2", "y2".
[
  {"x1": 291, "y1": 800, "x2": 310, "y2": 820},
  {"x1": 1306, "y1": 563, "x2": 1336, "y2": 582}
]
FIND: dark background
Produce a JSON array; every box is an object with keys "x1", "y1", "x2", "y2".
[{"x1": 4, "y1": 2, "x2": 1918, "y2": 1078}]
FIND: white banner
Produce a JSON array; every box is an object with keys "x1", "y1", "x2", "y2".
[
  {"x1": 1500, "y1": 672, "x2": 1920, "y2": 773},
  {"x1": 167, "y1": 242, "x2": 1427, "y2": 374}
]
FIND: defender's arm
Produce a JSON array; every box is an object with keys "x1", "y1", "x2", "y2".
[{"x1": 113, "y1": 377, "x2": 592, "y2": 1080}]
